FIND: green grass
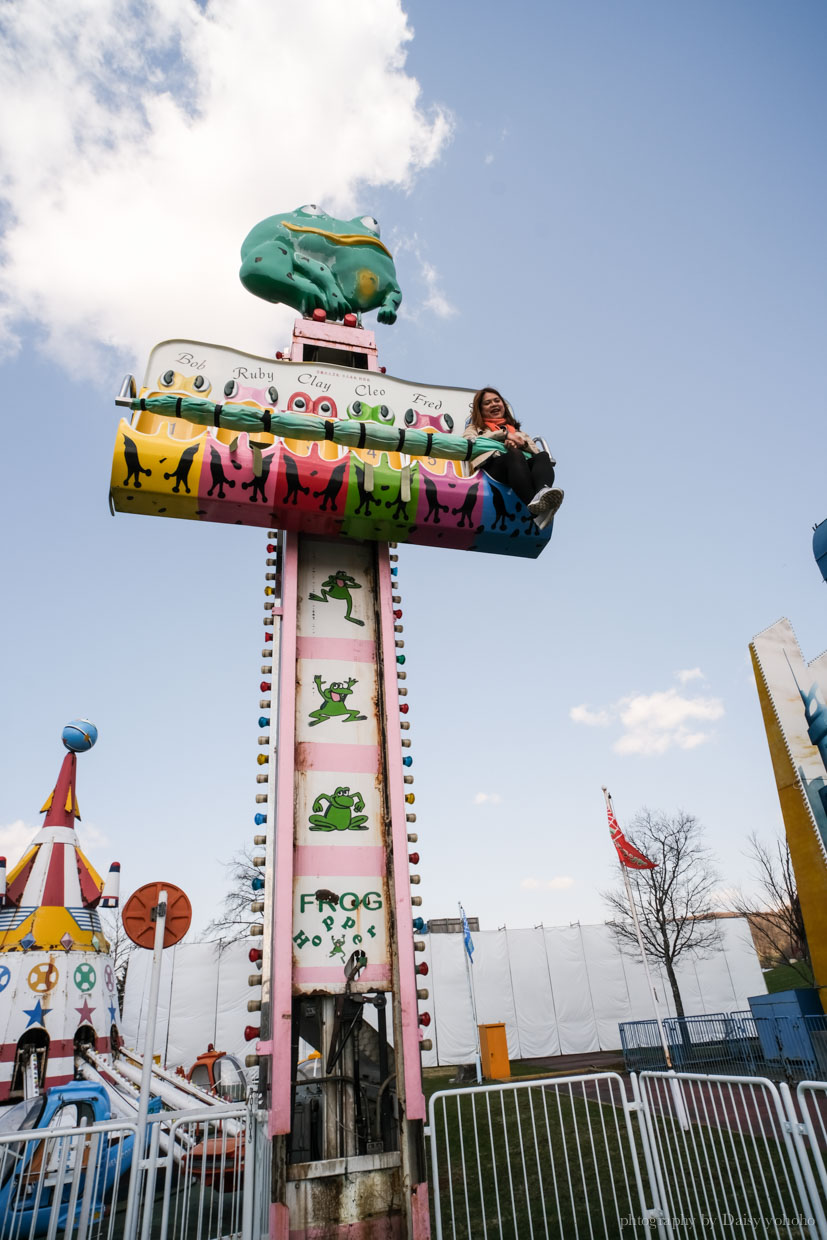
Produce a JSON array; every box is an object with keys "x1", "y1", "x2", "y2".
[
  {"x1": 763, "y1": 963, "x2": 815, "y2": 992},
  {"x1": 425, "y1": 1075, "x2": 811, "y2": 1239},
  {"x1": 427, "y1": 1077, "x2": 647, "y2": 1239}
]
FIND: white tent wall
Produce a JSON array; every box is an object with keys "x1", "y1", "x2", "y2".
[
  {"x1": 419, "y1": 918, "x2": 765, "y2": 1067},
  {"x1": 503, "y1": 929, "x2": 561, "y2": 1059},
  {"x1": 426, "y1": 932, "x2": 475, "y2": 1069},
  {"x1": 469, "y1": 929, "x2": 521, "y2": 1058},
  {"x1": 121, "y1": 920, "x2": 766, "y2": 1071},
  {"x1": 121, "y1": 940, "x2": 251, "y2": 1068},
  {"x1": 579, "y1": 924, "x2": 634, "y2": 1051},
  {"x1": 545, "y1": 926, "x2": 600, "y2": 1055},
  {"x1": 120, "y1": 943, "x2": 177, "y2": 1063}
]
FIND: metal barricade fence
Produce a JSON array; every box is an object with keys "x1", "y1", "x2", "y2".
[
  {"x1": 128, "y1": 1103, "x2": 248, "y2": 1240},
  {"x1": 243, "y1": 1106, "x2": 271, "y2": 1240},
  {"x1": 0, "y1": 1102, "x2": 253, "y2": 1240},
  {"x1": 620, "y1": 1019, "x2": 669, "y2": 1073},
  {"x1": 662, "y1": 1015, "x2": 767, "y2": 1077},
  {"x1": 795, "y1": 1081, "x2": 827, "y2": 1227},
  {"x1": 622, "y1": 1013, "x2": 827, "y2": 1084},
  {"x1": 636, "y1": 1070, "x2": 826, "y2": 1238},
  {"x1": 428, "y1": 1072, "x2": 666, "y2": 1240},
  {"x1": 0, "y1": 1115, "x2": 138, "y2": 1240}
]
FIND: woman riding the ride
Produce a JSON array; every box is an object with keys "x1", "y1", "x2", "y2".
[{"x1": 463, "y1": 387, "x2": 563, "y2": 529}]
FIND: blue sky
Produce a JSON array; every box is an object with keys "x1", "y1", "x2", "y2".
[{"x1": 1, "y1": 0, "x2": 825, "y2": 935}]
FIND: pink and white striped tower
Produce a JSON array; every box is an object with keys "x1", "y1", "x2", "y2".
[
  {"x1": 249, "y1": 317, "x2": 431, "y2": 1238},
  {"x1": 0, "y1": 723, "x2": 121, "y2": 1101},
  {"x1": 109, "y1": 302, "x2": 556, "y2": 1233}
]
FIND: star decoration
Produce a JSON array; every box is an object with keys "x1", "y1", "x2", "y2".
[
  {"x1": 20, "y1": 933, "x2": 36, "y2": 951},
  {"x1": 75, "y1": 999, "x2": 96, "y2": 1024},
  {"x1": 61, "y1": 934, "x2": 74, "y2": 951},
  {"x1": 23, "y1": 999, "x2": 51, "y2": 1028},
  {"x1": 108, "y1": 1003, "x2": 118, "y2": 1024}
]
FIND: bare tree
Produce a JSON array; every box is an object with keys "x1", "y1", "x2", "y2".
[
  {"x1": 201, "y1": 846, "x2": 261, "y2": 944},
  {"x1": 602, "y1": 808, "x2": 720, "y2": 1019},
  {"x1": 730, "y1": 833, "x2": 812, "y2": 984}
]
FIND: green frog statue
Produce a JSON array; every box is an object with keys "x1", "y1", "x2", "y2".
[{"x1": 239, "y1": 204, "x2": 403, "y2": 323}]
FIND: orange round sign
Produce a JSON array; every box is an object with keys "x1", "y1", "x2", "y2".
[{"x1": 122, "y1": 882, "x2": 192, "y2": 949}]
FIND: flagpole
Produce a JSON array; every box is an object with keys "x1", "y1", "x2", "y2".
[
  {"x1": 602, "y1": 788, "x2": 673, "y2": 1070},
  {"x1": 459, "y1": 902, "x2": 482, "y2": 1083}
]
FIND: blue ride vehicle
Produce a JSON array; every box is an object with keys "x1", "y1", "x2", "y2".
[{"x1": 0, "y1": 1081, "x2": 158, "y2": 1238}]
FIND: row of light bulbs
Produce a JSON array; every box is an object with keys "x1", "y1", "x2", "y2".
[
  {"x1": 391, "y1": 543, "x2": 432, "y2": 1051},
  {"x1": 243, "y1": 532, "x2": 281, "y2": 1052}
]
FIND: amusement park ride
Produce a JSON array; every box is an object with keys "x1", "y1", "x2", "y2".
[
  {"x1": 2, "y1": 205, "x2": 827, "y2": 1240},
  {"x1": 104, "y1": 204, "x2": 559, "y2": 1237},
  {"x1": 0, "y1": 721, "x2": 121, "y2": 1104}
]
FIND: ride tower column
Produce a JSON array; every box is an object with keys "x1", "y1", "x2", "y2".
[{"x1": 259, "y1": 316, "x2": 430, "y2": 1238}]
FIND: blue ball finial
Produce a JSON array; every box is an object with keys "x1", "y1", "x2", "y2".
[{"x1": 62, "y1": 719, "x2": 98, "y2": 753}]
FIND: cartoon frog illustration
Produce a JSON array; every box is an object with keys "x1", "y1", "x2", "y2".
[
  {"x1": 329, "y1": 936, "x2": 347, "y2": 960},
  {"x1": 308, "y1": 570, "x2": 364, "y2": 626},
  {"x1": 239, "y1": 205, "x2": 403, "y2": 323},
  {"x1": 308, "y1": 676, "x2": 367, "y2": 727},
  {"x1": 346, "y1": 400, "x2": 394, "y2": 425},
  {"x1": 308, "y1": 787, "x2": 368, "y2": 831},
  {"x1": 346, "y1": 401, "x2": 404, "y2": 490}
]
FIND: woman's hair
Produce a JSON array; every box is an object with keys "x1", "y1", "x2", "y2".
[{"x1": 469, "y1": 387, "x2": 520, "y2": 433}]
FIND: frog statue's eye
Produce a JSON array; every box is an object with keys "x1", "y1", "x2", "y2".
[
  {"x1": 317, "y1": 400, "x2": 333, "y2": 415},
  {"x1": 291, "y1": 395, "x2": 308, "y2": 412},
  {"x1": 442, "y1": 413, "x2": 455, "y2": 432},
  {"x1": 223, "y1": 379, "x2": 239, "y2": 398},
  {"x1": 404, "y1": 409, "x2": 417, "y2": 427},
  {"x1": 349, "y1": 400, "x2": 363, "y2": 418},
  {"x1": 378, "y1": 405, "x2": 393, "y2": 423},
  {"x1": 268, "y1": 386, "x2": 279, "y2": 405},
  {"x1": 192, "y1": 374, "x2": 209, "y2": 392},
  {"x1": 299, "y1": 204, "x2": 323, "y2": 217},
  {"x1": 359, "y1": 215, "x2": 380, "y2": 236},
  {"x1": 160, "y1": 370, "x2": 177, "y2": 388}
]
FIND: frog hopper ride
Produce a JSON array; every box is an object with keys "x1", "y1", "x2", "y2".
[
  {"x1": 106, "y1": 204, "x2": 561, "y2": 1238},
  {"x1": 110, "y1": 337, "x2": 556, "y2": 558}
]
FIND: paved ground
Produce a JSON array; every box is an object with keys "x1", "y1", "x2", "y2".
[{"x1": 513, "y1": 1050, "x2": 626, "y2": 1076}]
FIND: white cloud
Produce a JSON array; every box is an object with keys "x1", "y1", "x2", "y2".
[
  {"x1": 570, "y1": 676, "x2": 725, "y2": 756},
  {"x1": 420, "y1": 261, "x2": 458, "y2": 318},
  {"x1": 473, "y1": 792, "x2": 502, "y2": 805},
  {"x1": 0, "y1": 0, "x2": 453, "y2": 375},
  {"x1": 0, "y1": 820, "x2": 37, "y2": 861},
  {"x1": 569, "y1": 704, "x2": 611, "y2": 727},
  {"x1": 75, "y1": 821, "x2": 111, "y2": 853},
  {"x1": 521, "y1": 876, "x2": 575, "y2": 891},
  {"x1": 484, "y1": 153, "x2": 495, "y2": 165},
  {"x1": 614, "y1": 689, "x2": 724, "y2": 755},
  {"x1": 393, "y1": 233, "x2": 457, "y2": 319},
  {"x1": 0, "y1": 818, "x2": 110, "y2": 867}
]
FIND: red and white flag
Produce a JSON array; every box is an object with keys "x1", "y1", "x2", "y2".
[{"x1": 605, "y1": 791, "x2": 657, "y2": 870}]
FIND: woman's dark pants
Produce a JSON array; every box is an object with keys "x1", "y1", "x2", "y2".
[{"x1": 482, "y1": 449, "x2": 555, "y2": 507}]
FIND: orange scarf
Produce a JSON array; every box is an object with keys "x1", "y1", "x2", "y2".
[{"x1": 483, "y1": 416, "x2": 522, "y2": 447}]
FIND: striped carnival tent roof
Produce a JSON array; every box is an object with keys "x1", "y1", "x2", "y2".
[{"x1": 2, "y1": 749, "x2": 107, "y2": 953}]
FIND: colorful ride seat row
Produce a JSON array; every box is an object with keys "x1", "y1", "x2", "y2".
[{"x1": 110, "y1": 415, "x2": 554, "y2": 559}]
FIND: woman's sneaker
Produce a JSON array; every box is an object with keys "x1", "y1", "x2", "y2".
[
  {"x1": 533, "y1": 491, "x2": 564, "y2": 530},
  {"x1": 529, "y1": 486, "x2": 564, "y2": 516}
]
